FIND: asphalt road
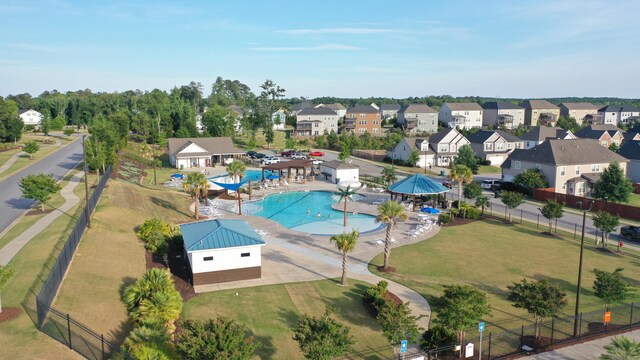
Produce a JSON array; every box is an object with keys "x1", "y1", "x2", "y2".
[{"x1": 0, "y1": 138, "x2": 83, "y2": 234}]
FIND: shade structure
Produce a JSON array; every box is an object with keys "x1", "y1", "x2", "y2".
[
  {"x1": 337, "y1": 179, "x2": 361, "y2": 189},
  {"x1": 388, "y1": 173, "x2": 449, "y2": 195},
  {"x1": 211, "y1": 177, "x2": 248, "y2": 192},
  {"x1": 421, "y1": 207, "x2": 441, "y2": 214}
]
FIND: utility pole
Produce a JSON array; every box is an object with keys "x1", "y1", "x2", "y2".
[
  {"x1": 82, "y1": 135, "x2": 91, "y2": 228},
  {"x1": 573, "y1": 200, "x2": 593, "y2": 336}
]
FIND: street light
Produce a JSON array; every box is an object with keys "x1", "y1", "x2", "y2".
[{"x1": 573, "y1": 200, "x2": 593, "y2": 337}]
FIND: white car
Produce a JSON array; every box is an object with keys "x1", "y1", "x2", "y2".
[
  {"x1": 481, "y1": 179, "x2": 500, "y2": 190},
  {"x1": 291, "y1": 153, "x2": 307, "y2": 160},
  {"x1": 312, "y1": 159, "x2": 324, "y2": 165},
  {"x1": 261, "y1": 156, "x2": 280, "y2": 165}
]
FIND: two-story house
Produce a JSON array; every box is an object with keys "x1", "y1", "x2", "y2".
[
  {"x1": 520, "y1": 100, "x2": 560, "y2": 126},
  {"x1": 345, "y1": 105, "x2": 383, "y2": 136},
  {"x1": 559, "y1": 103, "x2": 599, "y2": 124},
  {"x1": 397, "y1": 104, "x2": 439, "y2": 134},
  {"x1": 320, "y1": 103, "x2": 347, "y2": 118},
  {"x1": 466, "y1": 130, "x2": 524, "y2": 166},
  {"x1": 520, "y1": 126, "x2": 576, "y2": 149},
  {"x1": 289, "y1": 101, "x2": 313, "y2": 116},
  {"x1": 380, "y1": 104, "x2": 401, "y2": 120},
  {"x1": 439, "y1": 103, "x2": 483, "y2": 130},
  {"x1": 386, "y1": 137, "x2": 434, "y2": 167},
  {"x1": 295, "y1": 107, "x2": 339, "y2": 136},
  {"x1": 574, "y1": 124, "x2": 624, "y2": 148},
  {"x1": 18, "y1": 109, "x2": 43, "y2": 126},
  {"x1": 501, "y1": 139, "x2": 628, "y2": 195},
  {"x1": 427, "y1": 127, "x2": 470, "y2": 166},
  {"x1": 482, "y1": 101, "x2": 525, "y2": 129},
  {"x1": 598, "y1": 105, "x2": 640, "y2": 126}
]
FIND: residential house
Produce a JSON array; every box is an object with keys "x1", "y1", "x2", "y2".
[
  {"x1": 319, "y1": 160, "x2": 359, "y2": 184},
  {"x1": 501, "y1": 139, "x2": 628, "y2": 195},
  {"x1": 289, "y1": 101, "x2": 313, "y2": 115},
  {"x1": 427, "y1": 127, "x2": 470, "y2": 166},
  {"x1": 397, "y1": 104, "x2": 438, "y2": 134},
  {"x1": 386, "y1": 137, "x2": 434, "y2": 168},
  {"x1": 228, "y1": 105, "x2": 245, "y2": 131},
  {"x1": 320, "y1": 103, "x2": 347, "y2": 118},
  {"x1": 482, "y1": 101, "x2": 525, "y2": 129},
  {"x1": 344, "y1": 105, "x2": 383, "y2": 136},
  {"x1": 439, "y1": 103, "x2": 483, "y2": 130},
  {"x1": 380, "y1": 104, "x2": 401, "y2": 120},
  {"x1": 179, "y1": 219, "x2": 265, "y2": 289},
  {"x1": 520, "y1": 100, "x2": 560, "y2": 126},
  {"x1": 271, "y1": 110, "x2": 287, "y2": 130},
  {"x1": 520, "y1": 126, "x2": 576, "y2": 149},
  {"x1": 18, "y1": 109, "x2": 43, "y2": 126},
  {"x1": 574, "y1": 124, "x2": 624, "y2": 148},
  {"x1": 466, "y1": 130, "x2": 524, "y2": 166},
  {"x1": 168, "y1": 137, "x2": 245, "y2": 168},
  {"x1": 559, "y1": 102, "x2": 599, "y2": 124},
  {"x1": 618, "y1": 139, "x2": 640, "y2": 183},
  {"x1": 598, "y1": 105, "x2": 640, "y2": 126},
  {"x1": 295, "y1": 107, "x2": 339, "y2": 136}
]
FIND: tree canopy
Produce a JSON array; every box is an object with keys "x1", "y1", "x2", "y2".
[
  {"x1": 18, "y1": 173, "x2": 62, "y2": 211},
  {"x1": 593, "y1": 268, "x2": 634, "y2": 311},
  {"x1": 176, "y1": 318, "x2": 258, "y2": 360},
  {"x1": 514, "y1": 168, "x2": 548, "y2": 189},
  {"x1": 593, "y1": 161, "x2": 634, "y2": 203},
  {"x1": 507, "y1": 278, "x2": 567, "y2": 339},
  {"x1": 539, "y1": 200, "x2": 564, "y2": 233},
  {"x1": 292, "y1": 310, "x2": 354, "y2": 360},
  {"x1": 453, "y1": 144, "x2": 478, "y2": 173}
]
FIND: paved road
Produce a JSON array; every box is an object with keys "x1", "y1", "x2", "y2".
[{"x1": 0, "y1": 138, "x2": 82, "y2": 234}]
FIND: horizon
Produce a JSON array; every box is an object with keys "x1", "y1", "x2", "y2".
[{"x1": 2, "y1": 0, "x2": 639, "y2": 99}]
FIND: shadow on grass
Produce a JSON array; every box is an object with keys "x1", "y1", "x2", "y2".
[
  {"x1": 253, "y1": 334, "x2": 276, "y2": 360},
  {"x1": 321, "y1": 282, "x2": 381, "y2": 331},
  {"x1": 150, "y1": 196, "x2": 191, "y2": 217}
]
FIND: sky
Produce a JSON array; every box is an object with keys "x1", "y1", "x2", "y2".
[{"x1": 1, "y1": 0, "x2": 639, "y2": 99}]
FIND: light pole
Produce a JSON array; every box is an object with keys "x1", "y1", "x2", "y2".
[
  {"x1": 424, "y1": 152, "x2": 427, "y2": 174},
  {"x1": 573, "y1": 200, "x2": 593, "y2": 337},
  {"x1": 82, "y1": 135, "x2": 91, "y2": 228}
]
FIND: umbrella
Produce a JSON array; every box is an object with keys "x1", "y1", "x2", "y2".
[
  {"x1": 171, "y1": 173, "x2": 184, "y2": 179},
  {"x1": 420, "y1": 207, "x2": 441, "y2": 214}
]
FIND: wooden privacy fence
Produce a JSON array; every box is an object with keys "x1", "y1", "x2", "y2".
[
  {"x1": 532, "y1": 188, "x2": 640, "y2": 221},
  {"x1": 351, "y1": 149, "x2": 387, "y2": 162}
]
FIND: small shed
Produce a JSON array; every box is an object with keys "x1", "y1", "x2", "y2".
[
  {"x1": 179, "y1": 219, "x2": 266, "y2": 289},
  {"x1": 320, "y1": 160, "x2": 359, "y2": 184}
]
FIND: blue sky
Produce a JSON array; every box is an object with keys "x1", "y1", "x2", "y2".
[{"x1": 1, "y1": 0, "x2": 639, "y2": 98}]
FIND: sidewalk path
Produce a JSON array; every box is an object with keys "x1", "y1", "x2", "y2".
[
  {"x1": 0, "y1": 150, "x2": 25, "y2": 175},
  {"x1": 524, "y1": 329, "x2": 640, "y2": 359},
  {"x1": 0, "y1": 171, "x2": 84, "y2": 265}
]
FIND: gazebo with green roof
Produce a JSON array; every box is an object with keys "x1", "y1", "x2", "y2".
[{"x1": 388, "y1": 173, "x2": 450, "y2": 211}]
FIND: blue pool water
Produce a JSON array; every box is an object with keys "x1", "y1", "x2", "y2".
[{"x1": 243, "y1": 191, "x2": 384, "y2": 235}]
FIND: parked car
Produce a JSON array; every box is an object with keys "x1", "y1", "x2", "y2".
[
  {"x1": 442, "y1": 180, "x2": 453, "y2": 189},
  {"x1": 312, "y1": 159, "x2": 324, "y2": 165},
  {"x1": 291, "y1": 153, "x2": 307, "y2": 160},
  {"x1": 481, "y1": 179, "x2": 501, "y2": 190},
  {"x1": 620, "y1": 225, "x2": 640, "y2": 240},
  {"x1": 309, "y1": 151, "x2": 324, "y2": 157},
  {"x1": 247, "y1": 150, "x2": 257, "y2": 157},
  {"x1": 280, "y1": 149, "x2": 294, "y2": 157},
  {"x1": 261, "y1": 156, "x2": 280, "y2": 165},
  {"x1": 253, "y1": 153, "x2": 266, "y2": 159}
]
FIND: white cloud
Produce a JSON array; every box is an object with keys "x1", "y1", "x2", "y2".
[
  {"x1": 248, "y1": 44, "x2": 361, "y2": 51},
  {"x1": 278, "y1": 27, "x2": 399, "y2": 35}
]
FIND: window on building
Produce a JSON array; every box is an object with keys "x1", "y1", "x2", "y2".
[
  {"x1": 373, "y1": 120, "x2": 379, "y2": 125},
  {"x1": 359, "y1": 113, "x2": 365, "y2": 118},
  {"x1": 203, "y1": 256, "x2": 213, "y2": 261},
  {"x1": 314, "y1": 122, "x2": 319, "y2": 127},
  {"x1": 560, "y1": 166, "x2": 566, "y2": 176},
  {"x1": 241, "y1": 252, "x2": 250, "y2": 257},
  {"x1": 373, "y1": 128, "x2": 379, "y2": 133},
  {"x1": 359, "y1": 128, "x2": 366, "y2": 134},
  {"x1": 562, "y1": 182, "x2": 566, "y2": 190},
  {"x1": 484, "y1": 143, "x2": 493, "y2": 151},
  {"x1": 515, "y1": 161, "x2": 521, "y2": 169},
  {"x1": 359, "y1": 120, "x2": 367, "y2": 125},
  {"x1": 496, "y1": 143, "x2": 505, "y2": 151},
  {"x1": 575, "y1": 166, "x2": 580, "y2": 175},
  {"x1": 592, "y1": 164, "x2": 600, "y2": 172},
  {"x1": 349, "y1": 113, "x2": 355, "y2": 118}
]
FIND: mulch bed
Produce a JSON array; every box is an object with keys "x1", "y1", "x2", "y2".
[
  {"x1": 540, "y1": 231, "x2": 563, "y2": 239},
  {"x1": 442, "y1": 218, "x2": 476, "y2": 227},
  {"x1": 144, "y1": 242, "x2": 197, "y2": 302},
  {"x1": 376, "y1": 266, "x2": 396, "y2": 273},
  {"x1": 0, "y1": 307, "x2": 22, "y2": 323},
  {"x1": 25, "y1": 208, "x2": 55, "y2": 216},
  {"x1": 362, "y1": 291, "x2": 403, "y2": 318}
]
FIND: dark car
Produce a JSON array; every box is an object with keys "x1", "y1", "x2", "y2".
[
  {"x1": 620, "y1": 226, "x2": 640, "y2": 240},
  {"x1": 281, "y1": 150, "x2": 294, "y2": 157},
  {"x1": 253, "y1": 153, "x2": 266, "y2": 159},
  {"x1": 247, "y1": 150, "x2": 257, "y2": 157},
  {"x1": 442, "y1": 180, "x2": 453, "y2": 189}
]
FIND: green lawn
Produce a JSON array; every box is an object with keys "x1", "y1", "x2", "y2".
[
  {"x1": 370, "y1": 218, "x2": 640, "y2": 334},
  {"x1": 183, "y1": 279, "x2": 393, "y2": 360},
  {"x1": 478, "y1": 165, "x2": 501, "y2": 174},
  {"x1": 628, "y1": 193, "x2": 640, "y2": 207},
  {"x1": 0, "y1": 134, "x2": 77, "y2": 180},
  {"x1": 234, "y1": 129, "x2": 287, "y2": 150}
]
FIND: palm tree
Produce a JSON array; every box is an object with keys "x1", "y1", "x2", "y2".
[
  {"x1": 330, "y1": 230, "x2": 359, "y2": 286},
  {"x1": 335, "y1": 185, "x2": 357, "y2": 227},
  {"x1": 475, "y1": 195, "x2": 491, "y2": 216},
  {"x1": 226, "y1": 160, "x2": 247, "y2": 215},
  {"x1": 449, "y1": 164, "x2": 473, "y2": 210},
  {"x1": 132, "y1": 291, "x2": 183, "y2": 332},
  {"x1": 381, "y1": 165, "x2": 397, "y2": 185},
  {"x1": 122, "y1": 268, "x2": 176, "y2": 313},
  {"x1": 183, "y1": 172, "x2": 208, "y2": 219},
  {"x1": 601, "y1": 336, "x2": 640, "y2": 360},
  {"x1": 375, "y1": 200, "x2": 408, "y2": 270}
]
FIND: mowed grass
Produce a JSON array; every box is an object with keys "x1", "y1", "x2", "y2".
[
  {"x1": 370, "y1": 218, "x2": 640, "y2": 334},
  {"x1": 628, "y1": 193, "x2": 640, "y2": 207},
  {"x1": 478, "y1": 165, "x2": 501, "y2": 174},
  {"x1": 0, "y1": 133, "x2": 77, "y2": 180},
  {"x1": 53, "y1": 179, "x2": 193, "y2": 344},
  {"x1": 234, "y1": 129, "x2": 287, "y2": 150},
  {"x1": 183, "y1": 279, "x2": 393, "y2": 360}
]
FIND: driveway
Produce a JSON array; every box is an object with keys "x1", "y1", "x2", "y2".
[{"x1": 0, "y1": 138, "x2": 82, "y2": 234}]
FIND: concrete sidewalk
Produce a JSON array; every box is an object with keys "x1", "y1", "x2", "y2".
[
  {"x1": 0, "y1": 171, "x2": 84, "y2": 265},
  {"x1": 0, "y1": 150, "x2": 25, "y2": 175},
  {"x1": 524, "y1": 329, "x2": 640, "y2": 359}
]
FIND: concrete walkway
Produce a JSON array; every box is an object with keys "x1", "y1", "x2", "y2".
[
  {"x1": 0, "y1": 150, "x2": 25, "y2": 175},
  {"x1": 0, "y1": 171, "x2": 84, "y2": 265},
  {"x1": 194, "y1": 180, "x2": 434, "y2": 330},
  {"x1": 524, "y1": 329, "x2": 640, "y2": 359}
]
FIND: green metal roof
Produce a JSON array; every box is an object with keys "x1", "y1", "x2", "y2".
[
  {"x1": 388, "y1": 173, "x2": 450, "y2": 195},
  {"x1": 180, "y1": 219, "x2": 265, "y2": 251}
]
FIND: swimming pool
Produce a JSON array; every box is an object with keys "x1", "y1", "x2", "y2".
[
  {"x1": 209, "y1": 169, "x2": 273, "y2": 183},
  {"x1": 243, "y1": 191, "x2": 384, "y2": 235}
]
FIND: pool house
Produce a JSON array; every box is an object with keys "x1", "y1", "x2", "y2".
[
  {"x1": 261, "y1": 159, "x2": 315, "y2": 185},
  {"x1": 388, "y1": 173, "x2": 450, "y2": 211}
]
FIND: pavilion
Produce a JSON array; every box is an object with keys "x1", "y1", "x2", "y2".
[
  {"x1": 388, "y1": 173, "x2": 450, "y2": 211},
  {"x1": 261, "y1": 159, "x2": 315, "y2": 185}
]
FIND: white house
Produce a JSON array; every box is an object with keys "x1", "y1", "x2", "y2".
[
  {"x1": 439, "y1": 103, "x2": 483, "y2": 130},
  {"x1": 520, "y1": 126, "x2": 576, "y2": 149},
  {"x1": 387, "y1": 137, "x2": 434, "y2": 167},
  {"x1": 598, "y1": 105, "x2": 640, "y2": 126},
  {"x1": 295, "y1": 107, "x2": 338, "y2": 136},
  {"x1": 428, "y1": 127, "x2": 470, "y2": 166},
  {"x1": 19, "y1": 109, "x2": 43, "y2": 126},
  {"x1": 319, "y1": 160, "x2": 359, "y2": 184},
  {"x1": 318, "y1": 103, "x2": 347, "y2": 118},
  {"x1": 179, "y1": 219, "x2": 266, "y2": 290},
  {"x1": 271, "y1": 110, "x2": 287, "y2": 130},
  {"x1": 167, "y1": 137, "x2": 245, "y2": 169}
]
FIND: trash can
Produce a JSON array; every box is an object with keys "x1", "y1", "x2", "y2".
[
  {"x1": 439, "y1": 170, "x2": 446, "y2": 176},
  {"x1": 180, "y1": 164, "x2": 184, "y2": 170}
]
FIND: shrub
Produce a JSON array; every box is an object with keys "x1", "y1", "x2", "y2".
[
  {"x1": 465, "y1": 207, "x2": 481, "y2": 220},
  {"x1": 363, "y1": 281, "x2": 389, "y2": 316},
  {"x1": 420, "y1": 325, "x2": 456, "y2": 351},
  {"x1": 63, "y1": 128, "x2": 75, "y2": 136},
  {"x1": 136, "y1": 218, "x2": 176, "y2": 255},
  {"x1": 439, "y1": 213, "x2": 451, "y2": 224}
]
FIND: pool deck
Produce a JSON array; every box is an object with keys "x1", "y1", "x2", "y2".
[{"x1": 197, "y1": 179, "x2": 436, "y2": 330}]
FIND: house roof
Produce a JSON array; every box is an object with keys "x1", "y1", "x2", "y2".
[
  {"x1": 399, "y1": 104, "x2": 437, "y2": 114},
  {"x1": 321, "y1": 160, "x2": 359, "y2": 170},
  {"x1": 347, "y1": 105, "x2": 379, "y2": 114},
  {"x1": 520, "y1": 126, "x2": 570, "y2": 141},
  {"x1": 428, "y1": 127, "x2": 461, "y2": 144},
  {"x1": 618, "y1": 140, "x2": 640, "y2": 160},
  {"x1": 396, "y1": 137, "x2": 433, "y2": 154},
  {"x1": 575, "y1": 125, "x2": 623, "y2": 140},
  {"x1": 561, "y1": 102, "x2": 598, "y2": 110},
  {"x1": 325, "y1": 103, "x2": 346, "y2": 111},
  {"x1": 388, "y1": 173, "x2": 450, "y2": 195},
  {"x1": 180, "y1": 219, "x2": 265, "y2": 252},
  {"x1": 482, "y1": 101, "x2": 524, "y2": 110},
  {"x1": 598, "y1": 105, "x2": 640, "y2": 113},
  {"x1": 168, "y1": 137, "x2": 244, "y2": 157},
  {"x1": 444, "y1": 102, "x2": 483, "y2": 111},
  {"x1": 228, "y1": 105, "x2": 244, "y2": 116},
  {"x1": 297, "y1": 107, "x2": 337, "y2": 116},
  {"x1": 380, "y1": 104, "x2": 401, "y2": 111},
  {"x1": 506, "y1": 139, "x2": 628, "y2": 166},
  {"x1": 520, "y1": 99, "x2": 559, "y2": 110},
  {"x1": 466, "y1": 130, "x2": 522, "y2": 144}
]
